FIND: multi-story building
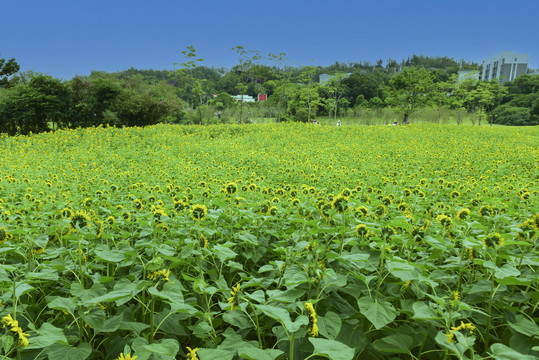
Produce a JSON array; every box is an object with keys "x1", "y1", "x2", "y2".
[{"x1": 481, "y1": 52, "x2": 528, "y2": 83}]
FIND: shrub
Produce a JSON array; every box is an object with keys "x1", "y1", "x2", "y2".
[{"x1": 491, "y1": 105, "x2": 536, "y2": 126}]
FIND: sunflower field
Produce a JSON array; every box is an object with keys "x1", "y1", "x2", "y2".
[{"x1": 0, "y1": 123, "x2": 538, "y2": 360}]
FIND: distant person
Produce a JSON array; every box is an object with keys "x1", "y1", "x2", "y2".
[
  {"x1": 313, "y1": 119, "x2": 318, "y2": 125},
  {"x1": 337, "y1": 120, "x2": 341, "y2": 126}
]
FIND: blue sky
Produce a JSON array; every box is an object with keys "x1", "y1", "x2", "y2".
[{"x1": 2, "y1": 0, "x2": 538, "y2": 79}]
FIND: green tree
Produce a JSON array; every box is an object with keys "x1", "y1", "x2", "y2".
[
  {"x1": 267, "y1": 53, "x2": 290, "y2": 122},
  {"x1": 429, "y1": 76, "x2": 455, "y2": 123},
  {"x1": 297, "y1": 65, "x2": 322, "y2": 122},
  {"x1": 387, "y1": 67, "x2": 434, "y2": 124},
  {"x1": 0, "y1": 73, "x2": 71, "y2": 135},
  {"x1": 232, "y1": 46, "x2": 262, "y2": 123},
  {"x1": 0, "y1": 55, "x2": 20, "y2": 88},
  {"x1": 530, "y1": 97, "x2": 539, "y2": 124},
  {"x1": 210, "y1": 92, "x2": 237, "y2": 113},
  {"x1": 322, "y1": 74, "x2": 347, "y2": 121},
  {"x1": 173, "y1": 46, "x2": 207, "y2": 124}
]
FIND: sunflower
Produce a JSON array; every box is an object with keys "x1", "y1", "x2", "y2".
[
  {"x1": 517, "y1": 220, "x2": 536, "y2": 240},
  {"x1": 70, "y1": 210, "x2": 92, "y2": 230},
  {"x1": 331, "y1": 194, "x2": 348, "y2": 213},
  {"x1": 445, "y1": 321, "x2": 475, "y2": 344},
  {"x1": 436, "y1": 214, "x2": 453, "y2": 229},
  {"x1": 147, "y1": 268, "x2": 171, "y2": 282},
  {"x1": 373, "y1": 204, "x2": 386, "y2": 218},
  {"x1": 304, "y1": 302, "x2": 319, "y2": 337},
  {"x1": 355, "y1": 206, "x2": 369, "y2": 218},
  {"x1": 456, "y1": 208, "x2": 470, "y2": 220},
  {"x1": 61, "y1": 208, "x2": 74, "y2": 219},
  {"x1": 355, "y1": 224, "x2": 369, "y2": 237},
  {"x1": 133, "y1": 199, "x2": 144, "y2": 211},
  {"x1": 381, "y1": 226, "x2": 397, "y2": 238},
  {"x1": 227, "y1": 283, "x2": 241, "y2": 310},
  {"x1": 258, "y1": 202, "x2": 270, "y2": 214},
  {"x1": 0, "y1": 228, "x2": 12, "y2": 243},
  {"x1": 174, "y1": 201, "x2": 188, "y2": 211},
  {"x1": 320, "y1": 203, "x2": 332, "y2": 219},
  {"x1": 152, "y1": 208, "x2": 167, "y2": 221},
  {"x1": 190, "y1": 204, "x2": 208, "y2": 221},
  {"x1": 479, "y1": 205, "x2": 492, "y2": 218},
  {"x1": 117, "y1": 353, "x2": 138, "y2": 360},
  {"x1": 224, "y1": 182, "x2": 238, "y2": 195}
]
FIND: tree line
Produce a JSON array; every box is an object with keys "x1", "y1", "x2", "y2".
[{"x1": 1, "y1": 49, "x2": 538, "y2": 136}]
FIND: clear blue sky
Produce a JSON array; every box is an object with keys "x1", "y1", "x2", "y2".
[{"x1": 2, "y1": 0, "x2": 538, "y2": 79}]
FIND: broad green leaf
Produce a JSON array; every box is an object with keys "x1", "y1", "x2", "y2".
[
  {"x1": 373, "y1": 333, "x2": 414, "y2": 354},
  {"x1": 322, "y1": 269, "x2": 348, "y2": 288},
  {"x1": 223, "y1": 310, "x2": 254, "y2": 329},
  {"x1": 489, "y1": 343, "x2": 537, "y2": 360},
  {"x1": 148, "y1": 282, "x2": 196, "y2": 313},
  {"x1": 266, "y1": 288, "x2": 305, "y2": 302},
  {"x1": 26, "y1": 269, "x2": 59, "y2": 281},
  {"x1": 494, "y1": 264, "x2": 521, "y2": 279},
  {"x1": 31, "y1": 234, "x2": 50, "y2": 249},
  {"x1": 0, "y1": 267, "x2": 10, "y2": 282},
  {"x1": 236, "y1": 232, "x2": 259, "y2": 245},
  {"x1": 46, "y1": 342, "x2": 92, "y2": 360},
  {"x1": 192, "y1": 320, "x2": 213, "y2": 338},
  {"x1": 254, "y1": 304, "x2": 308, "y2": 333},
  {"x1": 47, "y1": 296, "x2": 78, "y2": 314},
  {"x1": 213, "y1": 244, "x2": 237, "y2": 262},
  {"x1": 238, "y1": 347, "x2": 284, "y2": 360},
  {"x1": 412, "y1": 301, "x2": 441, "y2": 320},
  {"x1": 82, "y1": 279, "x2": 143, "y2": 306},
  {"x1": 197, "y1": 348, "x2": 235, "y2": 360},
  {"x1": 94, "y1": 244, "x2": 125, "y2": 263},
  {"x1": 118, "y1": 320, "x2": 150, "y2": 335},
  {"x1": 26, "y1": 322, "x2": 68, "y2": 349},
  {"x1": 143, "y1": 338, "x2": 180, "y2": 358},
  {"x1": 80, "y1": 307, "x2": 105, "y2": 331},
  {"x1": 15, "y1": 282, "x2": 35, "y2": 298},
  {"x1": 308, "y1": 338, "x2": 355, "y2": 360},
  {"x1": 317, "y1": 311, "x2": 342, "y2": 340},
  {"x1": 283, "y1": 265, "x2": 309, "y2": 286},
  {"x1": 507, "y1": 315, "x2": 539, "y2": 337},
  {"x1": 70, "y1": 283, "x2": 107, "y2": 304},
  {"x1": 244, "y1": 289, "x2": 265, "y2": 303},
  {"x1": 357, "y1": 297, "x2": 397, "y2": 329}
]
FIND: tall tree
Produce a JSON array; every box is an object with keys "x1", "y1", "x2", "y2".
[
  {"x1": 297, "y1": 65, "x2": 321, "y2": 122},
  {"x1": 0, "y1": 55, "x2": 20, "y2": 87},
  {"x1": 387, "y1": 67, "x2": 433, "y2": 124},
  {"x1": 173, "y1": 46, "x2": 207, "y2": 124},
  {"x1": 267, "y1": 52, "x2": 290, "y2": 122},
  {"x1": 232, "y1": 46, "x2": 262, "y2": 123},
  {"x1": 323, "y1": 74, "x2": 347, "y2": 121}
]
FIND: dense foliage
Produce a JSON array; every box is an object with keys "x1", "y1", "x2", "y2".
[
  {"x1": 0, "y1": 51, "x2": 537, "y2": 136},
  {"x1": 0, "y1": 123, "x2": 537, "y2": 359}
]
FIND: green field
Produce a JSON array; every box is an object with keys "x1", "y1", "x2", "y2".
[{"x1": 0, "y1": 123, "x2": 538, "y2": 360}]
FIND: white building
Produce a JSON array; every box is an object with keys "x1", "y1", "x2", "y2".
[
  {"x1": 231, "y1": 95, "x2": 255, "y2": 103},
  {"x1": 457, "y1": 70, "x2": 480, "y2": 82},
  {"x1": 481, "y1": 52, "x2": 528, "y2": 83},
  {"x1": 319, "y1": 73, "x2": 351, "y2": 84}
]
